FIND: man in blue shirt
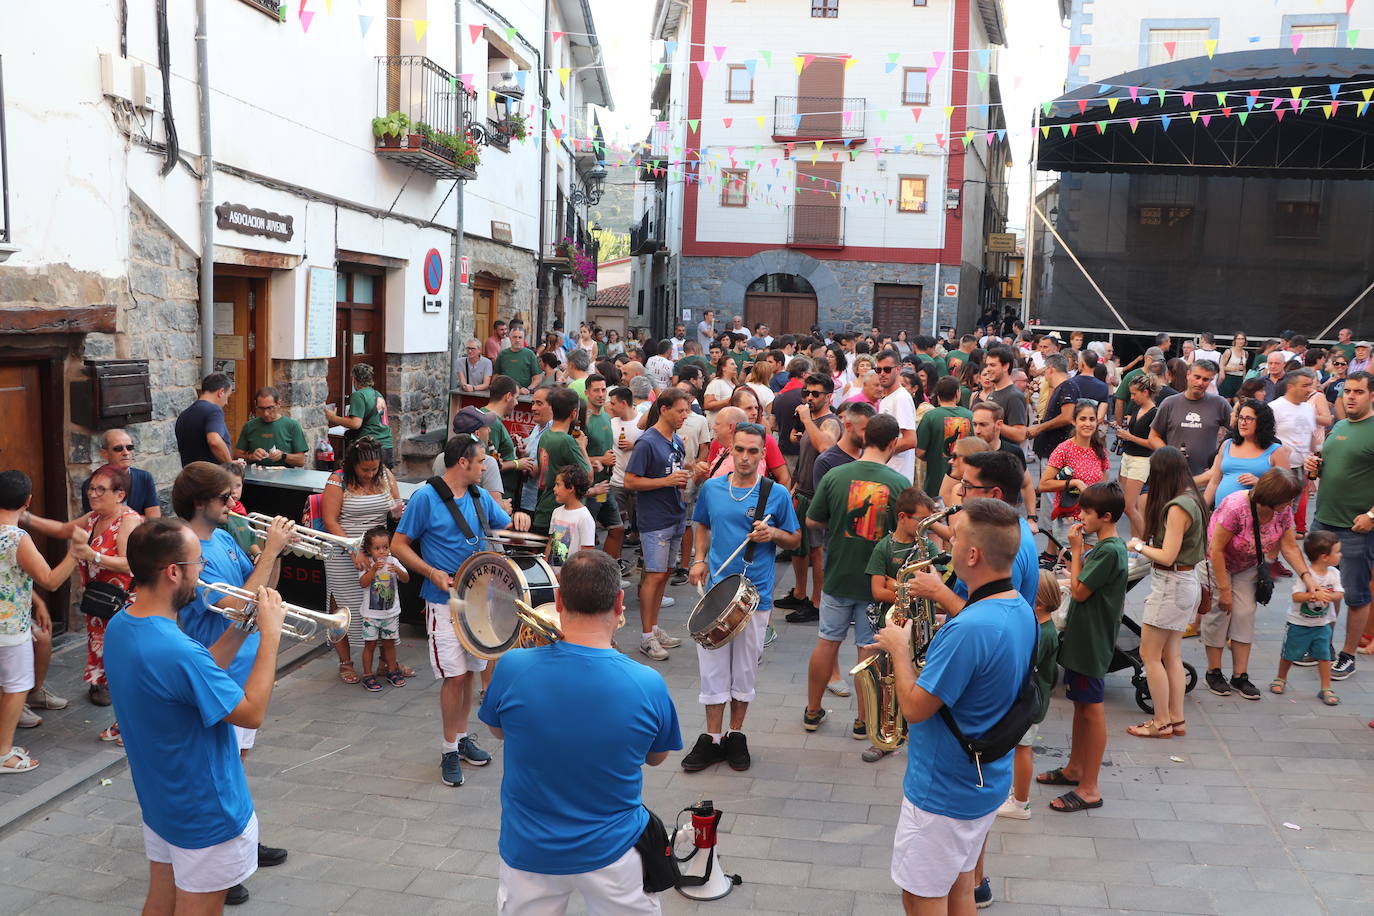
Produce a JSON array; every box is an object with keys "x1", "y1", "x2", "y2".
[
  {"x1": 174, "y1": 373, "x2": 234, "y2": 466},
  {"x1": 105, "y1": 518, "x2": 286, "y2": 913},
  {"x1": 683, "y1": 424, "x2": 801, "y2": 773},
  {"x1": 479, "y1": 549, "x2": 681, "y2": 913},
  {"x1": 393, "y1": 434, "x2": 512, "y2": 787},
  {"x1": 172, "y1": 461, "x2": 295, "y2": 904},
  {"x1": 872, "y1": 499, "x2": 1036, "y2": 911}
]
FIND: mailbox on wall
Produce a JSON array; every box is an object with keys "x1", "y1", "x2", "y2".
[{"x1": 71, "y1": 359, "x2": 154, "y2": 430}]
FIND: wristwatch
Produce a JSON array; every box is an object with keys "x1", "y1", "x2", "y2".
[{"x1": 1366, "y1": 509, "x2": 1374, "y2": 522}]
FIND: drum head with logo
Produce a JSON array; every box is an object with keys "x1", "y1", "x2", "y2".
[{"x1": 452, "y1": 553, "x2": 528, "y2": 658}]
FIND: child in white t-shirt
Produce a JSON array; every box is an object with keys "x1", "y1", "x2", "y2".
[
  {"x1": 547, "y1": 466, "x2": 596, "y2": 571},
  {"x1": 1272, "y1": 531, "x2": 1343, "y2": 705},
  {"x1": 357, "y1": 526, "x2": 410, "y2": 692}
]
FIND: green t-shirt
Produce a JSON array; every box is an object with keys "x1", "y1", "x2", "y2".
[
  {"x1": 1033, "y1": 618, "x2": 1059, "y2": 722},
  {"x1": 1058, "y1": 535, "x2": 1128, "y2": 679},
  {"x1": 1153, "y1": 495, "x2": 1205, "y2": 567},
  {"x1": 807, "y1": 460, "x2": 911, "y2": 601},
  {"x1": 236, "y1": 416, "x2": 308, "y2": 465},
  {"x1": 347, "y1": 387, "x2": 393, "y2": 447},
  {"x1": 1331, "y1": 342, "x2": 1357, "y2": 361},
  {"x1": 585, "y1": 410, "x2": 614, "y2": 484},
  {"x1": 533, "y1": 429, "x2": 590, "y2": 530},
  {"x1": 481, "y1": 407, "x2": 516, "y2": 461},
  {"x1": 916, "y1": 405, "x2": 973, "y2": 498},
  {"x1": 930, "y1": 355, "x2": 950, "y2": 378},
  {"x1": 727, "y1": 350, "x2": 749, "y2": 375},
  {"x1": 1114, "y1": 367, "x2": 1143, "y2": 402},
  {"x1": 568, "y1": 377, "x2": 588, "y2": 401},
  {"x1": 1315, "y1": 413, "x2": 1374, "y2": 528},
  {"x1": 494, "y1": 347, "x2": 541, "y2": 388},
  {"x1": 865, "y1": 534, "x2": 942, "y2": 607},
  {"x1": 674, "y1": 354, "x2": 713, "y2": 380}
]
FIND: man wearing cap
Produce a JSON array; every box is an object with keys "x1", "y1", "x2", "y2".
[
  {"x1": 1351, "y1": 341, "x2": 1371, "y2": 376},
  {"x1": 435, "y1": 408, "x2": 508, "y2": 505}
]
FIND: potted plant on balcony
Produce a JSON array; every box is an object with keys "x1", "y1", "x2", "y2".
[
  {"x1": 410, "y1": 121, "x2": 438, "y2": 149},
  {"x1": 435, "y1": 131, "x2": 481, "y2": 172},
  {"x1": 499, "y1": 112, "x2": 529, "y2": 142},
  {"x1": 569, "y1": 246, "x2": 596, "y2": 289},
  {"x1": 372, "y1": 111, "x2": 410, "y2": 147}
]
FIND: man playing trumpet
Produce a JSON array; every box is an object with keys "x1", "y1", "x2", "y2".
[
  {"x1": 682, "y1": 423, "x2": 800, "y2": 772},
  {"x1": 171, "y1": 462, "x2": 296, "y2": 905},
  {"x1": 105, "y1": 518, "x2": 287, "y2": 916}
]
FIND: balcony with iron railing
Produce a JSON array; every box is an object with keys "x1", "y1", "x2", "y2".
[
  {"x1": 787, "y1": 205, "x2": 845, "y2": 248},
  {"x1": 631, "y1": 210, "x2": 665, "y2": 255},
  {"x1": 373, "y1": 56, "x2": 481, "y2": 180},
  {"x1": 772, "y1": 96, "x2": 866, "y2": 143}
]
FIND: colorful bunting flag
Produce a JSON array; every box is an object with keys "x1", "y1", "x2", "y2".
[
  {"x1": 469, "y1": 23, "x2": 484, "y2": 44},
  {"x1": 358, "y1": 14, "x2": 373, "y2": 36},
  {"x1": 1205, "y1": 39, "x2": 1218, "y2": 58},
  {"x1": 414, "y1": 19, "x2": 429, "y2": 41}
]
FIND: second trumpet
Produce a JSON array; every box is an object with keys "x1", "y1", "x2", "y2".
[
  {"x1": 198, "y1": 580, "x2": 351, "y2": 643},
  {"x1": 229, "y1": 512, "x2": 362, "y2": 560}
]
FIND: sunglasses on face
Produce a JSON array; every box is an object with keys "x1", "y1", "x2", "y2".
[
  {"x1": 213, "y1": 492, "x2": 234, "y2": 504},
  {"x1": 107, "y1": 444, "x2": 135, "y2": 453},
  {"x1": 875, "y1": 365, "x2": 898, "y2": 374}
]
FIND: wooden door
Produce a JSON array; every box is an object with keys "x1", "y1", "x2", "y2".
[
  {"x1": 874, "y1": 284, "x2": 924, "y2": 336},
  {"x1": 0, "y1": 364, "x2": 47, "y2": 516},
  {"x1": 745, "y1": 292, "x2": 818, "y2": 338},
  {"x1": 796, "y1": 55, "x2": 845, "y2": 137},
  {"x1": 212, "y1": 276, "x2": 256, "y2": 438},
  {"x1": 794, "y1": 162, "x2": 843, "y2": 246},
  {"x1": 329, "y1": 270, "x2": 386, "y2": 412},
  {"x1": 473, "y1": 280, "x2": 497, "y2": 342}
]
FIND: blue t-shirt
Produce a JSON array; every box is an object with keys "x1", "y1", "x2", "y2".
[
  {"x1": 395, "y1": 482, "x2": 513, "y2": 603},
  {"x1": 179, "y1": 529, "x2": 258, "y2": 685},
  {"x1": 81, "y1": 466, "x2": 159, "y2": 515},
  {"x1": 905, "y1": 595, "x2": 1038, "y2": 819},
  {"x1": 1074, "y1": 375, "x2": 1111, "y2": 406},
  {"x1": 175, "y1": 399, "x2": 231, "y2": 466},
  {"x1": 693, "y1": 477, "x2": 799, "y2": 611},
  {"x1": 478, "y1": 642, "x2": 683, "y2": 874},
  {"x1": 104, "y1": 613, "x2": 253, "y2": 849},
  {"x1": 625, "y1": 427, "x2": 686, "y2": 534},
  {"x1": 953, "y1": 518, "x2": 1039, "y2": 611}
]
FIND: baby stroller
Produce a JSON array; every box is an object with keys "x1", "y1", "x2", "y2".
[{"x1": 1041, "y1": 532, "x2": 1198, "y2": 714}]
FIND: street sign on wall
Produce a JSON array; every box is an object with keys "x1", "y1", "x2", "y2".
[
  {"x1": 986, "y1": 233, "x2": 1017, "y2": 253},
  {"x1": 943, "y1": 283, "x2": 959, "y2": 298}
]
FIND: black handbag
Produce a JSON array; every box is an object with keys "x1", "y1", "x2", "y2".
[
  {"x1": 633, "y1": 807, "x2": 680, "y2": 893},
  {"x1": 1249, "y1": 496, "x2": 1275, "y2": 606},
  {"x1": 80, "y1": 579, "x2": 130, "y2": 621}
]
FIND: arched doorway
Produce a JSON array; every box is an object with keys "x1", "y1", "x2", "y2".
[{"x1": 744, "y1": 273, "x2": 818, "y2": 337}]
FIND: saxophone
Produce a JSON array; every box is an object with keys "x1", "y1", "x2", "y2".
[{"x1": 850, "y1": 506, "x2": 960, "y2": 751}]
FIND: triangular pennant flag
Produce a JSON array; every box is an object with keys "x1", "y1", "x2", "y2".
[
  {"x1": 759, "y1": 50, "x2": 772, "y2": 67},
  {"x1": 744, "y1": 59, "x2": 757, "y2": 77},
  {"x1": 1190, "y1": 110, "x2": 1200, "y2": 123},
  {"x1": 1330, "y1": 83, "x2": 1343, "y2": 99},
  {"x1": 1041, "y1": 125, "x2": 1051, "y2": 138},
  {"x1": 558, "y1": 67, "x2": 571, "y2": 87},
  {"x1": 458, "y1": 73, "x2": 474, "y2": 92},
  {"x1": 1301, "y1": 98, "x2": 1311, "y2": 112},
  {"x1": 986, "y1": 131, "x2": 997, "y2": 145},
  {"x1": 911, "y1": 108, "x2": 922, "y2": 124},
  {"x1": 1107, "y1": 97, "x2": 1119, "y2": 113},
  {"x1": 1325, "y1": 103, "x2": 1336, "y2": 118},
  {"x1": 687, "y1": 119, "x2": 699, "y2": 132},
  {"x1": 843, "y1": 110, "x2": 853, "y2": 126},
  {"x1": 1164, "y1": 41, "x2": 1177, "y2": 59},
  {"x1": 1058, "y1": 124, "x2": 1070, "y2": 137},
  {"x1": 1076, "y1": 99, "x2": 1088, "y2": 115},
  {"x1": 944, "y1": 105, "x2": 955, "y2": 119},
  {"x1": 1215, "y1": 92, "x2": 1227, "y2": 106},
  {"x1": 695, "y1": 61, "x2": 710, "y2": 79},
  {"x1": 1350, "y1": 28, "x2": 1361, "y2": 48},
  {"x1": 552, "y1": 31, "x2": 565, "y2": 42},
  {"x1": 756, "y1": 115, "x2": 766, "y2": 129},
  {"x1": 1246, "y1": 92, "x2": 1257, "y2": 111},
  {"x1": 935, "y1": 132, "x2": 946, "y2": 147},
  {"x1": 1222, "y1": 107, "x2": 1232, "y2": 117},
  {"x1": 505, "y1": 26, "x2": 517, "y2": 41},
  {"x1": 414, "y1": 20, "x2": 429, "y2": 41},
  {"x1": 976, "y1": 71, "x2": 988, "y2": 90},
  {"x1": 1205, "y1": 39, "x2": 1218, "y2": 58},
  {"x1": 469, "y1": 24, "x2": 484, "y2": 44},
  {"x1": 879, "y1": 109, "x2": 889, "y2": 121},
  {"x1": 814, "y1": 139, "x2": 824, "y2": 151},
  {"x1": 300, "y1": 10, "x2": 315, "y2": 32},
  {"x1": 845, "y1": 57, "x2": 858, "y2": 72},
  {"x1": 885, "y1": 52, "x2": 900, "y2": 74},
  {"x1": 713, "y1": 45, "x2": 727, "y2": 61},
  {"x1": 1161, "y1": 115, "x2": 1172, "y2": 131},
  {"x1": 1042, "y1": 101, "x2": 1053, "y2": 117},
  {"x1": 1361, "y1": 102, "x2": 1371, "y2": 117},
  {"x1": 964, "y1": 129, "x2": 976, "y2": 146},
  {"x1": 1129, "y1": 117, "x2": 1139, "y2": 133},
  {"x1": 1098, "y1": 84, "x2": 1112, "y2": 93},
  {"x1": 1291, "y1": 33, "x2": 1304, "y2": 53},
  {"x1": 1275, "y1": 107, "x2": 1287, "y2": 121},
  {"x1": 1095, "y1": 121, "x2": 1106, "y2": 134},
  {"x1": 1238, "y1": 111, "x2": 1250, "y2": 126},
  {"x1": 1128, "y1": 86, "x2": 1139, "y2": 102},
  {"x1": 358, "y1": 13, "x2": 373, "y2": 36},
  {"x1": 1068, "y1": 46, "x2": 1082, "y2": 64},
  {"x1": 665, "y1": 41, "x2": 678, "y2": 55},
  {"x1": 1183, "y1": 91, "x2": 1194, "y2": 107},
  {"x1": 722, "y1": 118, "x2": 732, "y2": 128},
  {"x1": 1201, "y1": 114, "x2": 1212, "y2": 126},
  {"x1": 1292, "y1": 86, "x2": 1305, "y2": 99},
  {"x1": 652, "y1": 63, "x2": 665, "y2": 78},
  {"x1": 1069, "y1": 124, "x2": 1079, "y2": 136}
]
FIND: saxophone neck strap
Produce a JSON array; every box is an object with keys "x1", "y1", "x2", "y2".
[{"x1": 963, "y1": 578, "x2": 1015, "y2": 609}]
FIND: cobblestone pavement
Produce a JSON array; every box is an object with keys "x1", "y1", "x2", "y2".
[{"x1": 2, "y1": 561, "x2": 1373, "y2": 915}]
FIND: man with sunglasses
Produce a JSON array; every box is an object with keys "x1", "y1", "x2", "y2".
[
  {"x1": 458, "y1": 338, "x2": 494, "y2": 393},
  {"x1": 80, "y1": 429, "x2": 161, "y2": 518},
  {"x1": 875, "y1": 351, "x2": 919, "y2": 483},
  {"x1": 171, "y1": 462, "x2": 296, "y2": 905},
  {"x1": 777, "y1": 374, "x2": 843, "y2": 621},
  {"x1": 682, "y1": 424, "x2": 800, "y2": 772}
]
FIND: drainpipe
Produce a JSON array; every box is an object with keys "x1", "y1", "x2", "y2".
[
  {"x1": 449, "y1": 0, "x2": 466, "y2": 390},
  {"x1": 194, "y1": 0, "x2": 214, "y2": 377},
  {"x1": 535, "y1": 0, "x2": 552, "y2": 337}
]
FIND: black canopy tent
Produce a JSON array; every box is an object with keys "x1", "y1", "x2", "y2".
[{"x1": 1031, "y1": 48, "x2": 1374, "y2": 338}]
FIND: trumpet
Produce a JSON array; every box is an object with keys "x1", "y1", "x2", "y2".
[
  {"x1": 198, "y1": 580, "x2": 351, "y2": 643},
  {"x1": 229, "y1": 512, "x2": 362, "y2": 560}
]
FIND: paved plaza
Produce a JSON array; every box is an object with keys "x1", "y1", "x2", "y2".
[{"x1": 1, "y1": 563, "x2": 1373, "y2": 916}]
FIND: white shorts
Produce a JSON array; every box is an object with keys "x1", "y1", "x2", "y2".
[
  {"x1": 143, "y1": 813, "x2": 259, "y2": 894},
  {"x1": 233, "y1": 726, "x2": 256, "y2": 751},
  {"x1": 498, "y1": 846, "x2": 660, "y2": 915},
  {"x1": 890, "y1": 799, "x2": 998, "y2": 899},
  {"x1": 0, "y1": 641, "x2": 35, "y2": 693},
  {"x1": 696, "y1": 608, "x2": 770, "y2": 705},
  {"x1": 426, "y1": 601, "x2": 489, "y2": 679}
]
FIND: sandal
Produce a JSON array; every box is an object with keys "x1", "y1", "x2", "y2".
[
  {"x1": 1270, "y1": 678, "x2": 1287, "y2": 695},
  {"x1": 384, "y1": 670, "x2": 406, "y2": 688},
  {"x1": 1318, "y1": 688, "x2": 1340, "y2": 706},
  {"x1": 0, "y1": 748, "x2": 39, "y2": 773},
  {"x1": 1126, "y1": 720, "x2": 1173, "y2": 739},
  {"x1": 361, "y1": 675, "x2": 383, "y2": 693},
  {"x1": 1036, "y1": 767, "x2": 1079, "y2": 786},
  {"x1": 338, "y1": 661, "x2": 360, "y2": 685},
  {"x1": 1049, "y1": 790, "x2": 1103, "y2": 813},
  {"x1": 99, "y1": 723, "x2": 122, "y2": 746},
  {"x1": 1168, "y1": 721, "x2": 1187, "y2": 737},
  {"x1": 396, "y1": 664, "x2": 417, "y2": 678}
]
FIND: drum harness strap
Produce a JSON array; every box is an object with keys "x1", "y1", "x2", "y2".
[
  {"x1": 739, "y1": 477, "x2": 774, "y2": 568},
  {"x1": 425, "y1": 476, "x2": 492, "y2": 546}
]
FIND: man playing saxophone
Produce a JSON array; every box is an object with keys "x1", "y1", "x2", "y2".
[
  {"x1": 172, "y1": 462, "x2": 295, "y2": 905},
  {"x1": 872, "y1": 498, "x2": 1037, "y2": 916}
]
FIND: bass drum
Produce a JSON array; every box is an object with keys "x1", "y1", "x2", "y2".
[
  {"x1": 451, "y1": 552, "x2": 558, "y2": 659},
  {"x1": 687, "y1": 574, "x2": 759, "y2": 650}
]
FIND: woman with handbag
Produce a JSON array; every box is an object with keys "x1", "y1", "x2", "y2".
[
  {"x1": 321, "y1": 436, "x2": 407, "y2": 685},
  {"x1": 73, "y1": 465, "x2": 142, "y2": 744},
  {"x1": 1203, "y1": 471, "x2": 1308, "y2": 700},
  {"x1": 1126, "y1": 448, "x2": 1208, "y2": 739}
]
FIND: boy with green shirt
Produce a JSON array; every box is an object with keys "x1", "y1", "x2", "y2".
[
  {"x1": 532, "y1": 388, "x2": 591, "y2": 534},
  {"x1": 1040, "y1": 482, "x2": 1128, "y2": 814}
]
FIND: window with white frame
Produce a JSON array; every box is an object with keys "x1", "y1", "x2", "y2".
[
  {"x1": 721, "y1": 170, "x2": 749, "y2": 207},
  {"x1": 811, "y1": 0, "x2": 838, "y2": 18},
  {"x1": 1291, "y1": 23, "x2": 1339, "y2": 48},
  {"x1": 1146, "y1": 28, "x2": 1211, "y2": 66},
  {"x1": 727, "y1": 65, "x2": 753, "y2": 103},
  {"x1": 902, "y1": 68, "x2": 929, "y2": 105}
]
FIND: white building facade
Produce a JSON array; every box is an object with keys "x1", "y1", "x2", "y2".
[{"x1": 633, "y1": 0, "x2": 1011, "y2": 339}]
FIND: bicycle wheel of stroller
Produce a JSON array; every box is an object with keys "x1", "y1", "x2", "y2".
[
  {"x1": 1182, "y1": 662, "x2": 1198, "y2": 693},
  {"x1": 1134, "y1": 683, "x2": 1154, "y2": 714}
]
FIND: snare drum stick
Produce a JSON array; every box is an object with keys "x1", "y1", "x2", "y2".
[{"x1": 711, "y1": 513, "x2": 773, "y2": 581}]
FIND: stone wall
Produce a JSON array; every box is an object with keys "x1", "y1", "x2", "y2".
[
  {"x1": 386, "y1": 350, "x2": 449, "y2": 477},
  {"x1": 458, "y1": 234, "x2": 538, "y2": 342},
  {"x1": 680, "y1": 250, "x2": 937, "y2": 334},
  {"x1": 272, "y1": 357, "x2": 331, "y2": 449}
]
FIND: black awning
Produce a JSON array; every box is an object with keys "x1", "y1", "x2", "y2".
[{"x1": 1035, "y1": 48, "x2": 1374, "y2": 178}]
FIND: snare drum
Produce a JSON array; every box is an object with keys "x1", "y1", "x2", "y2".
[
  {"x1": 687, "y1": 574, "x2": 759, "y2": 650},
  {"x1": 450, "y1": 552, "x2": 559, "y2": 659}
]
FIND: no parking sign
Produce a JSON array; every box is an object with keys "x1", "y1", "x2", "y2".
[{"x1": 423, "y1": 248, "x2": 443, "y2": 295}]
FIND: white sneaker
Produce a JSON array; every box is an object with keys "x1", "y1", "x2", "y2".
[
  {"x1": 996, "y1": 796, "x2": 1032, "y2": 820},
  {"x1": 661, "y1": 596, "x2": 676, "y2": 609},
  {"x1": 640, "y1": 635, "x2": 669, "y2": 660},
  {"x1": 18, "y1": 705, "x2": 42, "y2": 728},
  {"x1": 619, "y1": 578, "x2": 632, "y2": 589},
  {"x1": 827, "y1": 680, "x2": 852, "y2": 697},
  {"x1": 653, "y1": 626, "x2": 682, "y2": 649}
]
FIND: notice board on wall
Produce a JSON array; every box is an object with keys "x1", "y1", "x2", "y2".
[{"x1": 303, "y1": 266, "x2": 337, "y2": 359}]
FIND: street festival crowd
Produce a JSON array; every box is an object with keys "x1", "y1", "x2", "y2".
[{"x1": 1, "y1": 311, "x2": 1373, "y2": 914}]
